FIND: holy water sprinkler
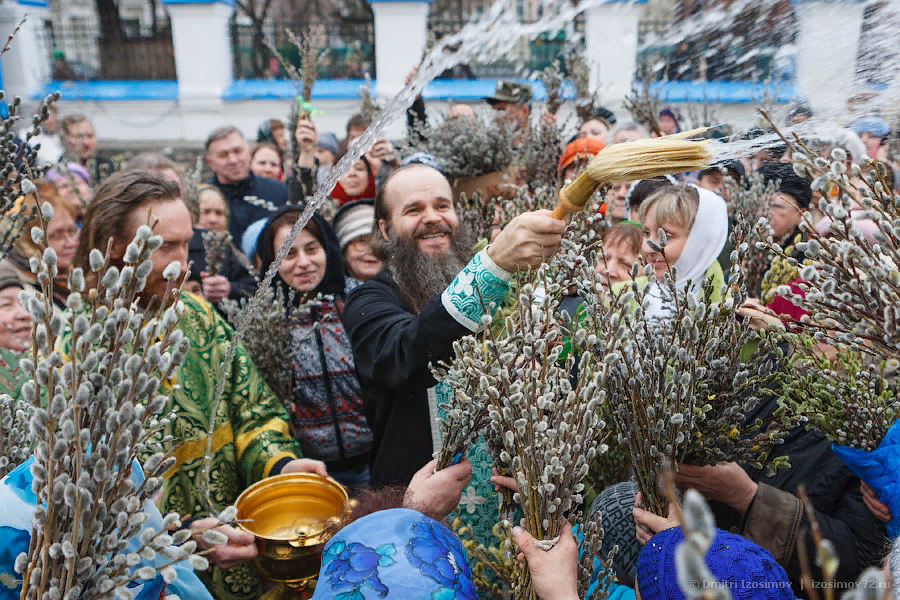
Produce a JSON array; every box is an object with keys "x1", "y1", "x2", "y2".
[{"x1": 550, "y1": 129, "x2": 715, "y2": 221}]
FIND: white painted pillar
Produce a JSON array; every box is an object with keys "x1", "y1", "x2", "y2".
[
  {"x1": 794, "y1": 0, "x2": 865, "y2": 118},
  {"x1": 584, "y1": 0, "x2": 645, "y2": 110},
  {"x1": 163, "y1": 0, "x2": 235, "y2": 139},
  {"x1": 371, "y1": 0, "x2": 430, "y2": 99},
  {"x1": 0, "y1": 0, "x2": 52, "y2": 101}
]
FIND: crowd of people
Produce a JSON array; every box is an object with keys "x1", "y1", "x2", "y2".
[{"x1": 0, "y1": 77, "x2": 899, "y2": 600}]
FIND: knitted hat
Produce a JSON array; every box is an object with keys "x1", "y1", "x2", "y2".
[
  {"x1": 590, "y1": 481, "x2": 641, "y2": 587},
  {"x1": 636, "y1": 527, "x2": 793, "y2": 600},
  {"x1": 333, "y1": 199, "x2": 375, "y2": 250},
  {"x1": 0, "y1": 260, "x2": 22, "y2": 293},
  {"x1": 559, "y1": 138, "x2": 605, "y2": 173},
  {"x1": 757, "y1": 162, "x2": 812, "y2": 209},
  {"x1": 311, "y1": 508, "x2": 477, "y2": 599},
  {"x1": 317, "y1": 131, "x2": 340, "y2": 157},
  {"x1": 851, "y1": 116, "x2": 890, "y2": 139}
]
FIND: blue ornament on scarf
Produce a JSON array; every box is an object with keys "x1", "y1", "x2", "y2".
[
  {"x1": 313, "y1": 508, "x2": 478, "y2": 600},
  {"x1": 831, "y1": 418, "x2": 900, "y2": 538}
]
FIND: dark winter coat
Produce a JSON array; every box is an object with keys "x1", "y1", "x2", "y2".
[
  {"x1": 209, "y1": 172, "x2": 288, "y2": 246},
  {"x1": 342, "y1": 270, "x2": 470, "y2": 486},
  {"x1": 257, "y1": 208, "x2": 372, "y2": 469},
  {"x1": 187, "y1": 229, "x2": 257, "y2": 304},
  {"x1": 711, "y1": 392, "x2": 886, "y2": 595}
]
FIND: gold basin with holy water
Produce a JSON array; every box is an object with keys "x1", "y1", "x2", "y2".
[{"x1": 235, "y1": 473, "x2": 350, "y2": 595}]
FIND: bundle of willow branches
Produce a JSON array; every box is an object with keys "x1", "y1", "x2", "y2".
[
  {"x1": 12, "y1": 203, "x2": 231, "y2": 599},
  {"x1": 582, "y1": 219, "x2": 788, "y2": 516},
  {"x1": 754, "y1": 117, "x2": 900, "y2": 452},
  {"x1": 434, "y1": 264, "x2": 611, "y2": 600}
]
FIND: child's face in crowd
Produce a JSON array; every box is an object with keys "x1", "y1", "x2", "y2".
[
  {"x1": 642, "y1": 206, "x2": 690, "y2": 281},
  {"x1": 198, "y1": 190, "x2": 228, "y2": 233},
  {"x1": 596, "y1": 240, "x2": 639, "y2": 289}
]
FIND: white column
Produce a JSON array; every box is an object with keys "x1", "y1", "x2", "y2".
[
  {"x1": 163, "y1": 0, "x2": 235, "y2": 139},
  {"x1": 371, "y1": 0, "x2": 430, "y2": 99},
  {"x1": 584, "y1": 1, "x2": 645, "y2": 110},
  {"x1": 0, "y1": 0, "x2": 52, "y2": 101},
  {"x1": 794, "y1": 0, "x2": 865, "y2": 118}
]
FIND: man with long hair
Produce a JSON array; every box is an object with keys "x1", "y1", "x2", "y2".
[{"x1": 72, "y1": 169, "x2": 325, "y2": 600}]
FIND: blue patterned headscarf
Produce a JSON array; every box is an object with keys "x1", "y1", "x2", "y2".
[{"x1": 312, "y1": 508, "x2": 477, "y2": 599}]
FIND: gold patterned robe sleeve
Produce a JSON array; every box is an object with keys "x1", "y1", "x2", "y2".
[{"x1": 203, "y1": 297, "x2": 303, "y2": 484}]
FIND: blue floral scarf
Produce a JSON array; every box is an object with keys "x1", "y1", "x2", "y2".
[{"x1": 312, "y1": 508, "x2": 477, "y2": 600}]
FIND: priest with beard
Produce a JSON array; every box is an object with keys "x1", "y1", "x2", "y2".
[{"x1": 343, "y1": 163, "x2": 566, "y2": 487}]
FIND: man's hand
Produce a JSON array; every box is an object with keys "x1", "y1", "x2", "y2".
[
  {"x1": 861, "y1": 481, "x2": 892, "y2": 523},
  {"x1": 190, "y1": 518, "x2": 258, "y2": 570},
  {"x1": 404, "y1": 458, "x2": 473, "y2": 521},
  {"x1": 295, "y1": 120, "x2": 318, "y2": 168},
  {"x1": 280, "y1": 458, "x2": 329, "y2": 477},
  {"x1": 675, "y1": 462, "x2": 759, "y2": 516},
  {"x1": 200, "y1": 272, "x2": 231, "y2": 304},
  {"x1": 487, "y1": 210, "x2": 567, "y2": 273},
  {"x1": 633, "y1": 492, "x2": 679, "y2": 545},
  {"x1": 512, "y1": 522, "x2": 580, "y2": 600}
]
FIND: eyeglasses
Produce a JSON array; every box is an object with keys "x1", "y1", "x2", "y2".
[{"x1": 47, "y1": 225, "x2": 79, "y2": 243}]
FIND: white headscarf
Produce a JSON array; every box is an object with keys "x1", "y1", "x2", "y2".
[{"x1": 643, "y1": 185, "x2": 729, "y2": 320}]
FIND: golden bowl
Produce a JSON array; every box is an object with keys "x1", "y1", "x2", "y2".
[{"x1": 236, "y1": 473, "x2": 349, "y2": 589}]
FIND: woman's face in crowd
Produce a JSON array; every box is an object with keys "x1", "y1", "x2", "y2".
[
  {"x1": 578, "y1": 119, "x2": 608, "y2": 141},
  {"x1": 250, "y1": 147, "x2": 283, "y2": 181},
  {"x1": 596, "y1": 240, "x2": 639, "y2": 289},
  {"x1": 0, "y1": 287, "x2": 31, "y2": 351},
  {"x1": 340, "y1": 160, "x2": 370, "y2": 197},
  {"x1": 46, "y1": 209, "x2": 79, "y2": 271},
  {"x1": 344, "y1": 234, "x2": 383, "y2": 282},
  {"x1": 767, "y1": 192, "x2": 803, "y2": 240},
  {"x1": 275, "y1": 226, "x2": 327, "y2": 294},
  {"x1": 198, "y1": 190, "x2": 228, "y2": 233},
  {"x1": 642, "y1": 206, "x2": 690, "y2": 280}
]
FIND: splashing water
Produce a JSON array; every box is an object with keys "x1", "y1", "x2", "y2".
[
  {"x1": 200, "y1": 0, "x2": 900, "y2": 507},
  {"x1": 199, "y1": 0, "x2": 642, "y2": 510}
]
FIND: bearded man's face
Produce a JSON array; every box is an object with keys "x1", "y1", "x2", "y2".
[
  {"x1": 378, "y1": 166, "x2": 460, "y2": 257},
  {"x1": 377, "y1": 166, "x2": 473, "y2": 313}
]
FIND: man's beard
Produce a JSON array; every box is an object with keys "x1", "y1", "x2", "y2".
[{"x1": 385, "y1": 224, "x2": 474, "y2": 314}]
